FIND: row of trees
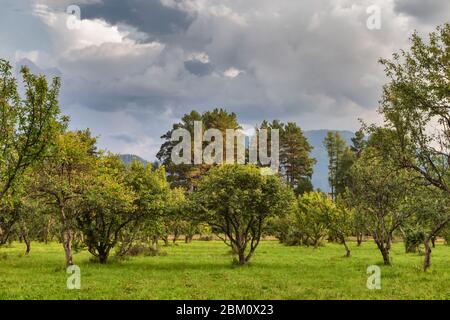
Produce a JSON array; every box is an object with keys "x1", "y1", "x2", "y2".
[
  {"x1": 277, "y1": 24, "x2": 449, "y2": 272},
  {"x1": 157, "y1": 110, "x2": 316, "y2": 194}
]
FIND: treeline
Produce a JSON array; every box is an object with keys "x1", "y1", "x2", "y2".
[{"x1": 0, "y1": 24, "x2": 449, "y2": 272}]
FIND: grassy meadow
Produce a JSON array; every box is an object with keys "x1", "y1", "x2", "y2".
[{"x1": 1, "y1": 240, "x2": 450, "y2": 300}]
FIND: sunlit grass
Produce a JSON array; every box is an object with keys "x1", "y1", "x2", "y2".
[{"x1": 1, "y1": 240, "x2": 449, "y2": 299}]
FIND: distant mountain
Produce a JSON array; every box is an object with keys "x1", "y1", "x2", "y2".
[
  {"x1": 304, "y1": 130, "x2": 355, "y2": 192},
  {"x1": 119, "y1": 154, "x2": 148, "y2": 166}
]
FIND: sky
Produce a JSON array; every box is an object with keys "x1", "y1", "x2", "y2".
[{"x1": 0, "y1": 0, "x2": 449, "y2": 160}]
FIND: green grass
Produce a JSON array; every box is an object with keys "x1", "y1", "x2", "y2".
[{"x1": 1, "y1": 240, "x2": 450, "y2": 299}]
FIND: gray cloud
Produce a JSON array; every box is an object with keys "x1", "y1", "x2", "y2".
[
  {"x1": 1, "y1": 0, "x2": 446, "y2": 160},
  {"x1": 109, "y1": 133, "x2": 138, "y2": 143},
  {"x1": 79, "y1": 0, "x2": 194, "y2": 38},
  {"x1": 394, "y1": 0, "x2": 450, "y2": 24},
  {"x1": 184, "y1": 59, "x2": 213, "y2": 76},
  {"x1": 15, "y1": 58, "x2": 61, "y2": 79}
]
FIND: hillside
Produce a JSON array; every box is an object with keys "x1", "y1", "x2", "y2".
[{"x1": 119, "y1": 154, "x2": 148, "y2": 166}]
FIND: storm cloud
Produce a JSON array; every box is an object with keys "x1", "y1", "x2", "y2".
[{"x1": 0, "y1": 0, "x2": 448, "y2": 160}]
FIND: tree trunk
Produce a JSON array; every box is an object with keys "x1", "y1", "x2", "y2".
[
  {"x1": 356, "y1": 233, "x2": 362, "y2": 246},
  {"x1": 375, "y1": 240, "x2": 390, "y2": 265},
  {"x1": 24, "y1": 237, "x2": 31, "y2": 255},
  {"x1": 431, "y1": 236, "x2": 436, "y2": 248},
  {"x1": 62, "y1": 232, "x2": 74, "y2": 266},
  {"x1": 98, "y1": 248, "x2": 109, "y2": 264},
  {"x1": 19, "y1": 220, "x2": 31, "y2": 255},
  {"x1": 342, "y1": 237, "x2": 350, "y2": 257},
  {"x1": 424, "y1": 239, "x2": 432, "y2": 272},
  {"x1": 381, "y1": 247, "x2": 390, "y2": 265},
  {"x1": 44, "y1": 217, "x2": 53, "y2": 244},
  {"x1": 237, "y1": 247, "x2": 246, "y2": 265},
  {"x1": 152, "y1": 236, "x2": 158, "y2": 250},
  {"x1": 313, "y1": 236, "x2": 321, "y2": 248},
  {"x1": 60, "y1": 206, "x2": 74, "y2": 266}
]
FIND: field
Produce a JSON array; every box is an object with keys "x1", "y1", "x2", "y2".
[{"x1": 1, "y1": 240, "x2": 450, "y2": 300}]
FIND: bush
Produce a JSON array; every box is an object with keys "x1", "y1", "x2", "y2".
[
  {"x1": 199, "y1": 235, "x2": 214, "y2": 241},
  {"x1": 294, "y1": 192, "x2": 335, "y2": 248},
  {"x1": 403, "y1": 228, "x2": 425, "y2": 253}
]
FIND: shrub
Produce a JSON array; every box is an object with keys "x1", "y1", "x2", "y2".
[{"x1": 403, "y1": 228, "x2": 425, "y2": 253}]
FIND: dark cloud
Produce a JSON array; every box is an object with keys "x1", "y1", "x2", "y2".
[
  {"x1": 184, "y1": 59, "x2": 213, "y2": 76},
  {"x1": 79, "y1": 0, "x2": 194, "y2": 38},
  {"x1": 109, "y1": 133, "x2": 137, "y2": 143},
  {"x1": 3, "y1": 0, "x2": 445, "y2": 162},
  {"x1": 394, "y1": 0, "x2": 450, "y2": 24}
]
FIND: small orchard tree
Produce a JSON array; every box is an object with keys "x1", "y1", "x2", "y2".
[
  {"x1": 0, "y1": 60, "x2": 64, "y2": 244},
  {"x1": 193, "y1": 164, "x2": 294, "y2": 265},
  {"x1": 404, "y1": 186, "x2": 450, "y2": 270},
  {"x1": 266, "y1": 213, "x2": 296, "y2": 244},
  {"x1": 347, "y1": 145, "x2": 413, "y2": 265},
  {"x1": 294, "y1": 191, "x2": 334, "y2": 248},
  {"x1": 116, "y1": 161, "x2": 171, "y2": 255},
  {"x1": 161, "y1": 187, "x2": 187, "y2": 245},
  {"x1": 0, "y1": 192, "x2": 20, "y2": 245},
  {"x1": 32, "y1": 130, "x2": 97, "y2": 266},
  {"x1": 76, "y1": 155, "x2": 136, "y2": 263},
  {"x1": 0, "y1": 59, "x2": 63, "y2": 201},
  {"x1": 327, "y1": 196, "x2": 354, "y2": 257},
  {"x1": 379, "y1": 24, "x2": 450, "y2": 198},
  {"x1": 16, "y1": 185, "x2": 45, "y2": 255},
  {"x1": 377, "y1": 24, "x2": 450, "y2": 271},
  {"x1": 0, "y1": 177, "x2": 48, "y2": 254}
]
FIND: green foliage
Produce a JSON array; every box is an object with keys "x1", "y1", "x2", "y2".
[
  {"x1": 350, "y1": 129, "x2": 366, "y2": 158},
  {"x1": 193, "y1": 164, "x2": 294, "y2": 264},
  {"x1": 323, "y1": 132, "x2": 354, "y2": 201},
  {"x1": 376, "y1": 24, "x2": 449, "y2": 270},
  {"x1": 260, "y1": 120, "x2": 316, "y2": 189},
  {"x1": 31, "y1": 130, "x2": 98, "y2": 265},
  {"x1": 76, "y1": 155, "x2": 136, "y2": 263},
  {"x1": 0, "y1": 59, "x2": 64, "y2": 201},
  {"x1": 116, "y1": 161, "x2": 172, "y2": 255},
  {"x1": 157, "y1": 108, "x2": 240, "y2": 188},
  {"x1": 294, "y1": 177, "x2": 314, "y2": 196},
  {"x1": 293, "y1": 191, "x2": 335, "y2": 248},
  {"x1": 402, "y1": 226, "x2": 425, "y2": 254},
  {"x1": 346, "y1": 141, "x2": 414, "y2": 265},
  {"x1": 379, "y1": 23, "x2": 450, "y2": 195}
]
